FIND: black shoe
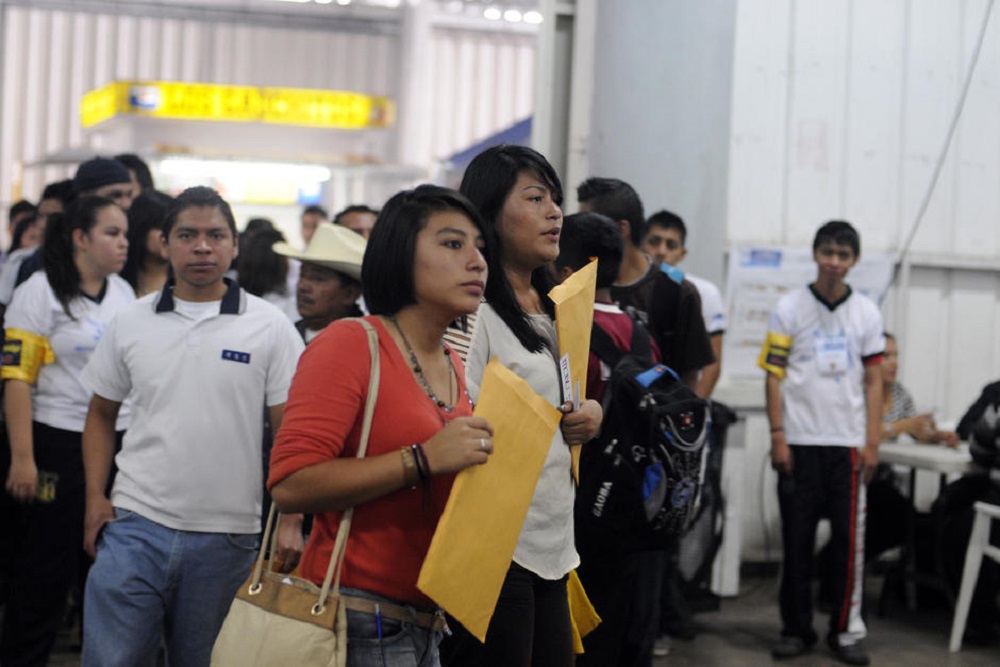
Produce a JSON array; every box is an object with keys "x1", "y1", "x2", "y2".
[
  {"x1": 828, "y1": 639, "x2": 869, "y2": 666},
  {"x1": 771, "y1": 636, "x2": 812, "y2": 659}
]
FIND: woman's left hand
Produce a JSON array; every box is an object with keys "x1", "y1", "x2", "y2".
[{"x1": 560, "y1": 399, "x2": 603, "y2": 445}]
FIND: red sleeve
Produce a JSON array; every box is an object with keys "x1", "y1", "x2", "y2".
[{"x1": 268, "y1": 320, "x2": 369, "y2": 489}]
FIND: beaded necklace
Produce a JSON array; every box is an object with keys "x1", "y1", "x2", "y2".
[{"x1": 389, "y1": 315, "x2": 460, "y2": 413}]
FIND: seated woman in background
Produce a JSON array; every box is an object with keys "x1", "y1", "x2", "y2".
[
  {"x1": 864, "y1": 332, "x2": 958, "y2": 562},
  {"x1": 881, "y1": 332, "x2": 958, "y2": 446}
]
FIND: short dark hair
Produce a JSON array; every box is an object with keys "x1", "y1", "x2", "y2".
[
  {"x1": 302, "y1": 205, "x2": 328, "y2": 219},
  {"x1": 813, "y1": 220, "x2": 860, "y2": 257},
  {"x1": 162, "y1": 186, "x2": 237, "y2": 237},
  {"x1": 646, "y1": 209, "x2": 686, "y2": 244},
  {"x1": 555, "y1": 212, "x2": 623, "y2": 289},
  {"x1": 363, "y1": 184, "x2": 488, "y2": 316},
  {"x1": 114, "y1": 153, "x2": 155, "y2": 190},
  {"x1": 40, "y1": 179, "x2": 73, "y2": 205},
  {"x1": 460, "y1": 144, "x2": 563, "y2": 353},
  {"x1": 333, "y1": 204, "x2": 378, "y2": 225},
  {"x1": 9, "y1": 199, "x2": 35, "y2": 222},
  {"x1": 576, "y1": 177, "x2": 646, "y2": 246}
]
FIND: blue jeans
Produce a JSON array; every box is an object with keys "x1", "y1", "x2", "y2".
[
  {"x1": 81, "y1": 509, "x2": 258, "y2": 667},
  {"x1": 344, "y1": 587, "x2": 442, "y2": 667}
]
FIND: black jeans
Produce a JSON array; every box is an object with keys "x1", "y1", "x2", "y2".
[{"x1": 439, "y1": 561, "x2": 573, "y2": 667}]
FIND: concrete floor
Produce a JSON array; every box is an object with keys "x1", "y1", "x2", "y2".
[
  {"x1": 657, "y1": 573, "x2": 998, "y2": 667},
  {"x1": 33, "y1": 572, "x2": 1000, "y2": 666}
]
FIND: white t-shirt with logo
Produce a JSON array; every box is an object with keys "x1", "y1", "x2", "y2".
[{"x1": 4, "y1": 271, "x2": 134, "y2": 431}]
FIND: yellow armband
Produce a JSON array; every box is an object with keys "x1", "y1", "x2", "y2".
[
  {"x1": 2, "y1": 328, "x2": 55, "y2": 385},
  {"x1": 757, "y1": 331, "x2": 792, "y2": 380}
]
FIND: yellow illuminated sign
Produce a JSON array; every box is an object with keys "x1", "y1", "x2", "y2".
[{"x1": 80, "y1": 81, "x2": 394, "y2": 129}]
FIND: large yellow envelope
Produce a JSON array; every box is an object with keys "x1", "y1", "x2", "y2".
[
  {"x1": 417, "y1": 358, "x2": 561, "y2": 641},
  {"x1": 548, "y1": 258, "x2": 597, "y2": 478}
]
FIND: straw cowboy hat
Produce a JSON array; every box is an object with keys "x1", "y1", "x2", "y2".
[{"x1": 273, "y1": 223, "x2": 366, "y2": 280}]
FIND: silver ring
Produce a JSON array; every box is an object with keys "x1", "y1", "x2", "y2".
[{"x1": 480, "y1": 438, "x2": 487, "y2": 451}]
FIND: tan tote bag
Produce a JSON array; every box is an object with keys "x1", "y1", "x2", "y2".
[{"x1": 211, "y1": 319, "x2": 380, "y2": 667}]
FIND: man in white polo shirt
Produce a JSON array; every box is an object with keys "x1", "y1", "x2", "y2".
[{"x1": 78, "y1": 186, "x2": 305, "y2": 667}]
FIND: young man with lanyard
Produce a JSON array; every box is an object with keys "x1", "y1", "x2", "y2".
[
  {"x1": 79, "y1": 187, "x2": 305, "y2": 666},
  {"x1": 576, "y1": 177, "x2": 714, "y2": 667},
  {"x1": 759, "y1": 220, "x2": 883, "y2": 666}
]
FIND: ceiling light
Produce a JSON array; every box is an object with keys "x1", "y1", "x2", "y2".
[
  {"x1": 159, "y1": 158, "x2": 332, "y2": 184},
  {"x1": 315, "y1": 0, "x2": 333, "y2": 4},
  {"x1": 503, "y1": 9, "x2": 522, "y2": 22},
  {"x1": 336, "y1": 0, "x2": 351, "y2": 5},
  {"x1": 523, "y1": 10, "x2": 543, "y2": 24},
  {"x1": 483, "y1": 7, "x2": 501, "y2": 19}
]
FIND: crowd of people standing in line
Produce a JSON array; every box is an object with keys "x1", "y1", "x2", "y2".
[{"x1": 0, "y1": 144, "x2": 927, "y2": 667}]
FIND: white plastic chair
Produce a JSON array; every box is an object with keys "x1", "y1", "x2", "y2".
[{"x1": 949, "y1": 501, "x2": 1000, "y2": 651}]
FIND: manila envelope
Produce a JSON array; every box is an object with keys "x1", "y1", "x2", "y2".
[
  {"x1": 547, "y1": 257, "x2": 597, "y2": 479},
  {"x1": 417, "y1": 358, "x2": 561, "y2": 641}
]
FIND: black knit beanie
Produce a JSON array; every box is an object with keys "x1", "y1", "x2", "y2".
[{"x1": 73, "y1": 157, "x2": 131, "y2": 194}]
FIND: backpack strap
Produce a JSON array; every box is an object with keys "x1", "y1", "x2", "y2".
[
  {"x1": 590, "y1": 317, "x2": 655, "y2": 368},
  {"x1": 629, "y1": 319, "x2": 654, "y2": 364},
  {"x1": 590, "y1": 321, "x2": 624, "y2": 368}
]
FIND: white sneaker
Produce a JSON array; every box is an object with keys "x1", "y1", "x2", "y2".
[{"x1": 653, "y1": 636, "x2": 672, "y2": 657}]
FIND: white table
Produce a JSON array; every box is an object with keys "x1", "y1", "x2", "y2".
[
  {"x1": 876, "y1": 440, "x2": 979, "y2": 613},
  {"x1": 879, "y1": 440, "x2": 975, "y2": 477}
]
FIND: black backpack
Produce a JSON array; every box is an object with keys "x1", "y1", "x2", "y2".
[{"x1": 575, "y1": 318, "x2": 712, "y2": 552}]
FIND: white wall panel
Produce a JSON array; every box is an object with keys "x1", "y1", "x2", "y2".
[
  {"x1": 842, "y1": 0, "x2": 904, "y2": 250},
  {"x1": 726, "y1": 0, "x2": 791, "y2": 245},
  {"x1": 783, "y1": 1, "x2": 850, "y2": 246},
  {"x1": 954, "y1": 0, "x2": 1000, "y2": 257},
  {"x1": 900, "y1": 0, "x2": 961, "y2": 256},
  {"x1": 729, "y1": 0, "x2": 1000, "y2": 259}
]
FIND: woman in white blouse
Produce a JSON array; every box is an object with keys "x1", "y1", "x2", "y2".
[{"x1": 439, "y1": 145, "x2": 602, "y2": 667}]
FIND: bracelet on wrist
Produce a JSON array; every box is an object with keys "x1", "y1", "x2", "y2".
[
  {"x1": 400, "y1": 447, "x2": 419, "y2": 489},
  {"x1": 411, "y1": 443, "x2": 432, "y2": 510},
  {"x1": 770, "y1": 426, "x2": 784, "y2": 434}
]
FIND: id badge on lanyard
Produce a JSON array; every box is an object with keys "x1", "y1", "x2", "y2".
[{"x1": 815, "y1": 335, "x2": 849, "y2": 376}]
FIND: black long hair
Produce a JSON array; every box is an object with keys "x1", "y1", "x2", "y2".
[
  {"x1": 459, "y1": 144, "x2": 562, "y2": 353},
  {"x1": 9, "y1": 213, "x2": 38, "y2": 253},
  {"x1": 42, "y1": 195, "x2": 118, "y2": 319},
  {"x1": 121, "y1": 190, "x2": 173, "y2": 291},
  {"x1": 237, "y1": 228, "x2": 289, "y2": 297}
]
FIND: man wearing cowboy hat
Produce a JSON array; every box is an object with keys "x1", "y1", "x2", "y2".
[{"x1": 274, "y1": 222, "x2": 366, "y2": 343}]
